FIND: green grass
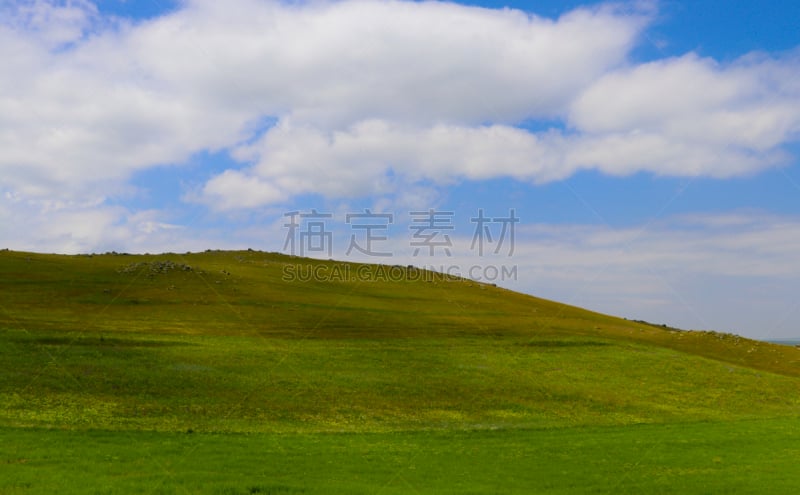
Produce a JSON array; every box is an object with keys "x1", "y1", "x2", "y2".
[
  {"x1": 2, "y1": 331, "x2": 799, "y2": 433},
  {"x1": 1, "y1": 249, "x2": 800, "y2": 493},
  {"x1": 3, "y1": 419, "x2": 800, "y2": 494}
]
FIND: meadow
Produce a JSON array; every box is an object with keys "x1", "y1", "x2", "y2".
[{"x1": 1, "y1": 250, "x2": 799, "y2": 493}]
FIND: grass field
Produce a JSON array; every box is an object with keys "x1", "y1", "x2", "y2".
[
  {"x1": 3, "y1": 419, "x2": 800, "y2": 494},
  {"x1": 1, "y1": 249, "x2": 799, "y2": 493}
]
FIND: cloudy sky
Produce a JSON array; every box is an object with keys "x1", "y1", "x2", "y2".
[{"x1": 1, "y1": 0, "x2": 799, "y2": 339}]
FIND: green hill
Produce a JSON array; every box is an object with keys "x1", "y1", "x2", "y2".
[
  {"x1": 1, "y1": 249, "x2": 799, "y2": 433},
  {"x1": 2, "y1": 249, "x2": 800, "y2": 494}
]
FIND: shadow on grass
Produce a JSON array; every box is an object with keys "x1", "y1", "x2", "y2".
[{"x1": 16, "y1": 336, "x2": 194, "y2": 348}]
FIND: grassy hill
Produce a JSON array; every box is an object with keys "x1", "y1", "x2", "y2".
[{"x1": 1, "y1": 249, "x2": 800, "y2": 493}]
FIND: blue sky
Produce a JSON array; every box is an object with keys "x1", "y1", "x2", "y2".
[{"x1": 1, "y1": 0, "x2": 799, "y2": 339}]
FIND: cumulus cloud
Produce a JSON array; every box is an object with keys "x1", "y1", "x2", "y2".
[
  {"x1": 1, "y1": 0, "x2": 651, "y2": 204},
  {"x1": 201, "y1": 120, "x2": 565, "y2": 208},
  {"x1": 198, "y1": 169, "x2": 287, "y2": 210},
  {"x1": 566, "y1": 52, "x2": 800, "y2": 177},
  {"x1": 0, "y1": 0, "x2": 799, "y2": 214},
  {"x1": 182, "y1": 2, "x2": 800, "y2": 209},
  {"x1": 133, "y1": 0, "x2": 644, "y2": 127}
]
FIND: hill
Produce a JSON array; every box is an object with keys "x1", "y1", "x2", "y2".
[
  {"x1": 1, "y1": 249, "x2": 799, "y2": 433},
  {"x1": 3, "y1": 249, "x2": 800, "y2": 494}
]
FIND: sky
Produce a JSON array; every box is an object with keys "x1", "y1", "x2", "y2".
[{"x1": 1, "y1": 0, "x2": 799, "y2": 340}]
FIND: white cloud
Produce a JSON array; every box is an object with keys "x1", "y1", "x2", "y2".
[
  {"x1": 0, "y1": 0, "x2": 650, "y2": 203},
  {"x1": 0, "y1": 193, "x2": 236, "y2": 254},
  {"x1": 198, "y1": 169, "x2": 287, "y2": 210},
  {"x1": 0, "y1": 0, "x2": 98, "y2": 47},
  {"x1": 132, "y1": 0, "x2": 644, "y2": 127},
  {"x1": 566, "y1": 52, "x2": 800, "y2": 177},
  {"x1": 3, "y1": 0, "x2": 798, "y2": 210},
  {"x1": 207, "y1": 120, "x2": 564, "y2": 209},
  {"x1": 501, "y1": 212, "x2": 800, "y2": 338},
  {"x1": 514, "y1": 212, "x2": 800, "y2": 281}
]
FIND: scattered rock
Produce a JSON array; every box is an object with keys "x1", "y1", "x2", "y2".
[{"x1": 117, "y1": 260, "x2": 194, "y2": 275}]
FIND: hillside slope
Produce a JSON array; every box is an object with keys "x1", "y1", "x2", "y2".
[{"x1": 1, "y1": 249, "x2": 799, "y2": 432}]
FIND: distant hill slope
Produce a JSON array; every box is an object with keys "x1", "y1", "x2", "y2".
[
  {"x1": 1, "y1": 249, "x2": 799, "y2": 432},
  {"x1": 1, "y1": 249, "x2": 798, "y2": 375}
]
